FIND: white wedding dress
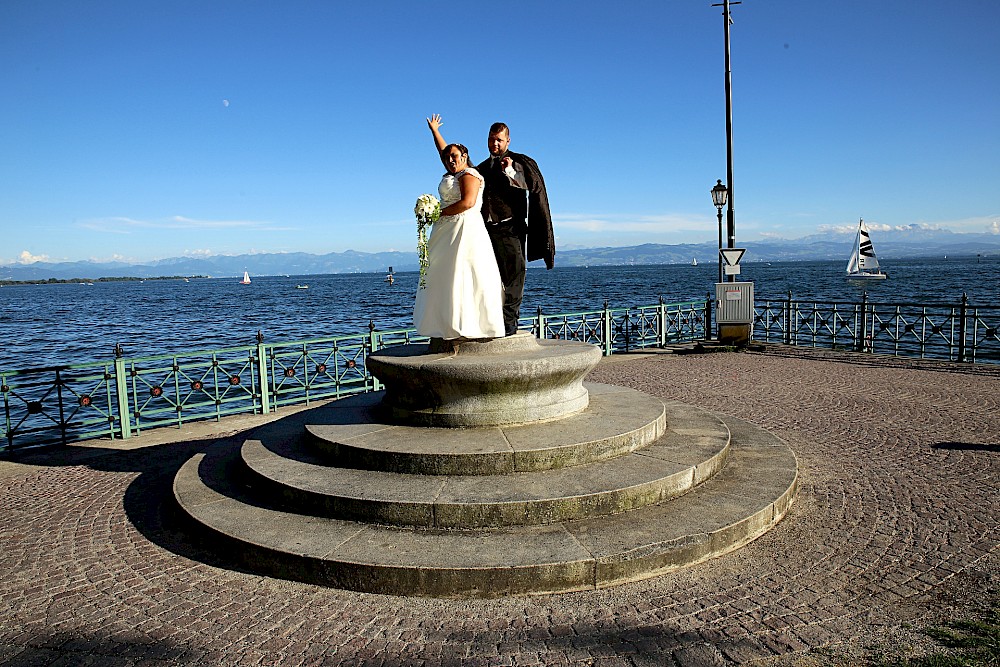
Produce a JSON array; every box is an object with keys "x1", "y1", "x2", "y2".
[{"x1": 413, "y1": 168, "x2": 505, "y2": 340}]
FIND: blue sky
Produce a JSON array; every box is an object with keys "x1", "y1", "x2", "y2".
[{"x1": 2, "y1": 0, "x2": 998, "y2": 265}]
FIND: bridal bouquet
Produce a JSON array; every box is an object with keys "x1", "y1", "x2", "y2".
[{"x1": 414, "y1": 194, "x2": 441, "y2": 288}]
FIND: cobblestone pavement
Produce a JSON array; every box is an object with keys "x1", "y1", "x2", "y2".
[{"x1": 1, "y1": 346, "x2": 997, "y2": 666}]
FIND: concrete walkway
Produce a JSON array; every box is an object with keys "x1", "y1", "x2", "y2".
[{"x1": 1, "y1": 345, "x2": 997, "y2": 666}]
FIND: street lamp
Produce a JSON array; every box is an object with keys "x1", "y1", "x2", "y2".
[
  {"x1": 711, "y1": 180, "x2": 728, "y2": 283},
  {"x1": 712, "y1": 0, "x2": 740, "y2": 280}
]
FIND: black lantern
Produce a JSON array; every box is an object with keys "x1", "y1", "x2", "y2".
[
  {"x1": 711, "y1": 179, "x2": 728, "y2": 209},
  {"x1": 711, "y1": 180, "x2": 728, "y2": 283}
]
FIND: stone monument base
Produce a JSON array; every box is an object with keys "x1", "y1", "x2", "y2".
[
  {"x1": 366, "y1": 332, "x2": 602, "y2": 427},
  {"x1": 171, "y1": 334, "x2": 798, "y2": 597}
]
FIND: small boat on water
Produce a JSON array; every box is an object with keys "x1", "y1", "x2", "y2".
[
  {"x1": 845, "y1": 218, "x2": 887, "y2": 281},
  {"x1": 239, "y1": 270, "x2": 251, "y2": 285},
  {"x1": 296, "y1": 284, "x2": 309, "y2": 289},
  {"x1": 691, "y1": 257, "x2": 698, "y2": 266}
]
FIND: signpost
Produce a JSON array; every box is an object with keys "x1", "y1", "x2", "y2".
[{"x1": 719, "y1": 247, "x2": 745, "y2": 276}]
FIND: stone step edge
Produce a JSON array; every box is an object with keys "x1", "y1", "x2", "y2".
[
  {"x1": 172, "y1": 414, "x2": 797, "y2": 597},
  {"x1": 301, "y1": 383, "x2": 668, "y2": 475},
  {"x1": 238, "y1": 407, "x2": 730, "y2": 528}
]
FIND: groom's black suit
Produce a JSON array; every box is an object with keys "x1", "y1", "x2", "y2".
[{"x1": 477, "y1": 151, "x2": 555, "y2": 335}]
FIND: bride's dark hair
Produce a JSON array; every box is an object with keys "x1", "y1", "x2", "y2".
[{"x1": 440, "y1": 143, "x2": 471, "y2": 168}]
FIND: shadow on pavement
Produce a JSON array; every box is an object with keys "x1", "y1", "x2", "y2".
[
  {"x1": 932, "y1": 441, "x2": 1000, "y2": 453},
  {"x1": 0, "y1": 423, "x2": 275, "y2": 578}
]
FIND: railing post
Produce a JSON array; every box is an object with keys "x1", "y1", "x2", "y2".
[
  {"x1": 536, "y1": 306, "x2": 545, "y2": 340},
  {"x1": 603, "y1": 300, "x2": 613, "y2": 356},
  {"x1": 55, "y1": 369, "x2": 68, "y2": 445},
  {"x1": 113, "y1": 343, "x2": 132, "y2": 439},
  {"x1": 857, "y1": 292, "x2": 869, "y2": 352},
  {"x1": 1, "y1": 372, "x2": 10, "y2": 452},
  {"x1": 658, "y1": 296, "x2": 666, "y2": 347},
  {"x1": 958, "y1": 292, "x2": 968, "y2": 363},
  {"x1": 784, "y1": 291, "x2": 792, "y2": 345},
  {"x1": 255, "y1": 330, "x2": 271, "y2": 414},
  {"x1": 624, "y1": 308, "x2": 631, "y2": 352},
  {"x1": 368, "y1": 320, "x2": 381, "y2": 392},
  {"x1": 704, "y1": 292, "x2": 713, "y2": 342}
]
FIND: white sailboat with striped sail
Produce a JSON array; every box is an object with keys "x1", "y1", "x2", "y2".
[{"x1": 846, "y1": 218, "x2": 887, "y2": 280}]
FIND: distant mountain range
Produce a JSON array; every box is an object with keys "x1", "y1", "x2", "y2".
[{"x1": 2, "y1": 228, "x2": 999, "y2": 281}]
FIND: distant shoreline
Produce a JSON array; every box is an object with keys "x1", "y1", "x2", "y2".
[
  {"x1": 0, "y1": 275, "x2": 207, "y2": 286},
  {"x1": 0, "y1": 253, "x2": 996, "y2": 285}
]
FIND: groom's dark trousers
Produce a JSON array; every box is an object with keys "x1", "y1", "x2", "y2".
[{"x1": 487, "y1": 223, "x2": 527, "y2": 336}]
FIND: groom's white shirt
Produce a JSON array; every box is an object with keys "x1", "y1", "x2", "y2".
[{"x1": 503, "y1": 162, "x2": 528, "y2": 189}]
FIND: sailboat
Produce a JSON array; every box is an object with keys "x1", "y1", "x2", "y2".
[
  {"x1": 845, "y1": 218, "x2": 887, "y2": 280},
  {"x1": 691, "y1": 257, "x2": 698, "y2": 266},
  {"x1": 239, "y1": 270, "x2": 251, "y2": 285}
]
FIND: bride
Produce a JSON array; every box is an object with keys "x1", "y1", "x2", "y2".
[{"x1": 413, "y1": 115, "x2": 505, "y2": 340}]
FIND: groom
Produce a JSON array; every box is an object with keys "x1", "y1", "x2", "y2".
[{"x1": 477, "y1": 122, "x2": 555, "y2": 336}]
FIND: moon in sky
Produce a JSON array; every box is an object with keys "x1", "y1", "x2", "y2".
[{"x1": 222, "y1": 99, "x2": 230, "y2": 107}]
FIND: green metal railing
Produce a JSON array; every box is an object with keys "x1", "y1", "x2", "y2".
[
  {"x1": 1, "y1": 299, "x2": 710, "y2": 452},
  {"x1": 753, "y1": 293, "x2": 1000, "y2": 363}
]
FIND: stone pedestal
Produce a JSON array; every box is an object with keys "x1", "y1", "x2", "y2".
[{"x1": 366, "y1": 333, "x2": 602, "y2": 427}]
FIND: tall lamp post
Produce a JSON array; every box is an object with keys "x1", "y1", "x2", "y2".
[
  {"x1": 712, "y1": 0, "x2": 740, "y2": 281},
  {"x1": 711, "y1": 180, "x2": 728, "y2": 283}
]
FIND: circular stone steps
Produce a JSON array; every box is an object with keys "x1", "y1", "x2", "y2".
[
  {"x1": 237, "y1": 398, "x2": 729, "y2": 529},
  {"x1": 172, "y1": 396, "x2": 797, "y2": 597}
]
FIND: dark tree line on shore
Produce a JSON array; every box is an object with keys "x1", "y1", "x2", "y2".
[{"x1": 0, "y1": 276, "x2": 206, "y2": 286}]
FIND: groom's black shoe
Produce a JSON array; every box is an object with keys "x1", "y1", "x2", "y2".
[{"x1": 505, "y1": 326, "x2": 518, "y2": 337}]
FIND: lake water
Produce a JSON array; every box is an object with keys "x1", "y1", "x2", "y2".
[{"x1": 1, "y1": 257, "x2": 997, "y2": 371}]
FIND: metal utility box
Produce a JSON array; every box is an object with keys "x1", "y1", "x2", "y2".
[
  {"x1": 715, "y1": 282, "x2": 754, "y2": 346},
  {"x1": 715, "y1": 282, "x2": 754, "y2": 324}
]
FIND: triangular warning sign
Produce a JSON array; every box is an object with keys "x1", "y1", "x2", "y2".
[{"x1": 720, "y1": 248, "x2": 746, "y2": 266}]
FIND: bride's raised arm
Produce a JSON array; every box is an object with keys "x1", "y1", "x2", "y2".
[{"x1": 426, "y1": 114, "x2": 447, "y2": 153}]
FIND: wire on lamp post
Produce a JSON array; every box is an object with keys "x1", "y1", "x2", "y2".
[{"x1": 711, "y1": 180, "x2": 728, "y2": 283}]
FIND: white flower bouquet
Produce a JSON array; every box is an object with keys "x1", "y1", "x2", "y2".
[{"x1": 414, "y1": 194, "x2": 441, "y2": 288}]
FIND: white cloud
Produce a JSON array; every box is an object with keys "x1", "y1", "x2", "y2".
[
  {"x1": 812, "y1": 216, "x2": 1000, "y2": 239},
  {"x1": 17, "y1": 250, "x2": 50, "y2": 264},
  {"x1": 815, "y1": 224, "x2": 855, "y2": 235},
  {"x1": 554, "y1": 212, "x2": 713, "y2": 235},
  {"x1": 816, "y1": 221, "x2": 947, "y2": 235},
  {"x1": 924, "y1": 215, "x2": 999, "y2": 234},
  {"x1": 183, "y1": 249, "x2": 215, "y2": 257},
  {"x1": 85, "y1": 253, "x2": 136, "y2": 263}
]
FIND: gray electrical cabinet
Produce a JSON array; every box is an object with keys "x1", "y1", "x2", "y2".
[{"x1": 715, "y1": 282, "x2": 754, "y2": 324}]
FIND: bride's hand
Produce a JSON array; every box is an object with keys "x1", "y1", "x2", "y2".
[{"x1": 426, "y1": 114, "x2": 443, "y2": 131}]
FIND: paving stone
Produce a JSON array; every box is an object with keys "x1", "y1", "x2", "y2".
[
  {"x1": 0, "y1": 348, "x2": 997, "y2": 665},
  {"x1": 673, "y1": 643, "x2": 725, "y2": 667}
]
